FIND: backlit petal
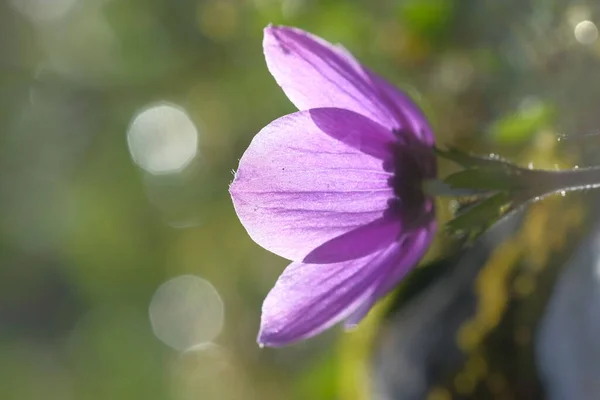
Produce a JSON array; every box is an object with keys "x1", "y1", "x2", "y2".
[
  {"x1": 265, "y1": 25, "x2": 418, "y2": 131},
  {"x1": 368, "y1": 72, "x2": 436, "y2": 145},
  {"x1": 230, "y1": 108, "x2": 397, "y2": 262},
  {"x1": 344, "y1": 219, "x2": 436, "y2": 328},
  {"x1": 258, "y1": 243, "x2": 403, "y2": 347}
]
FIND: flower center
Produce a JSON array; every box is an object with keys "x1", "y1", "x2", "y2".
[{"x1": 386, "y1": 130, "x2": 436, "y2": 222}]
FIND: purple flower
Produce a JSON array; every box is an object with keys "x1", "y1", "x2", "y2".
[{"x1": 229, "y1": 26, "x2": 437, "y2": 347}]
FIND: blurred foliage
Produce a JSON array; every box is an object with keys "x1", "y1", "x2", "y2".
[
  {"x1": 489, "y1": 100, "x2": 556, "y2": 145},
  {"x1": 2, "y1": 0, "x2": 600, "y2": 399}
]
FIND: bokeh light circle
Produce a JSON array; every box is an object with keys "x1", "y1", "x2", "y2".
[
  {"x1": 127, "y1": 103, "x2": 199, "y2": 175},
  {"x1": 149, "y1": 275, "x2": 224, "y2": 351},
  {"x1": 574, "y1": 20, "x2": 598, "y2": 45}
]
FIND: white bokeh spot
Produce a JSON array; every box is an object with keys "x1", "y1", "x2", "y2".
[
  {"x1": 128, "y1": 103, "x2": 199, "y2": 175},
  {"x1": 574, "y1": 20, "x2": 598, "y2": 45},
  {"x1": 149, "y1": 275, "x2": 224, "y2": 351}
]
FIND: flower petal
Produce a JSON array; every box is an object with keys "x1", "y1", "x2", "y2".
[
  {"x1": 258, "y1": 243, "x2": 403, "y2": 347},
  {"x1": 368, "y1": 71, "x2": 435, "y2": 145},
  {"x1": 344, "y1": 220, "x2": 436, "y2": 328},
  {"x1": 367, "y1": 73, "x2": 435, "y2": 145},
  {"x1": 230, "y1": 108, "x2": 397, "y2": 262},
  {"x1": 264, "y1": 25, "x2": 424, "y2": 132},
  {"x1": 303, "y1": 217, "x2": 402, "y2": 264},
  {"x1": 332, "y1": 42, "x2": 434, "y2": 145}
]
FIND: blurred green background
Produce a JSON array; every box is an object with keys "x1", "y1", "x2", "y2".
[{"x1": 2, "y1": 0, "x2": 600, "y2": 399}]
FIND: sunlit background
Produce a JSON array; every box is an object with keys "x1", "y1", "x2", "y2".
[{"x1": 2, "y1": 0, "x2": 600, "y2": 399}]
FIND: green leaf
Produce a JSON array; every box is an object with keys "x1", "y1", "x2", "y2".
[
  {"x1": 435, "y1": 146, "x2": 515, "y2": 169},
  {"x1": 446, "y1": 192, "x2": 512, "y2": 236},
  {"x1": 437, "y1": 147, "x2": 528, "y2": 193}
]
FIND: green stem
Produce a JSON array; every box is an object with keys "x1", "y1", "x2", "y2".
[{"x1": 531, "y1": 167, "x2": 600, "y2": 197}]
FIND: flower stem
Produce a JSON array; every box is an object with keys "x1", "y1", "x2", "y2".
[{"x1": 531, "y1": 166, "x2": 600, "y2": 197}]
